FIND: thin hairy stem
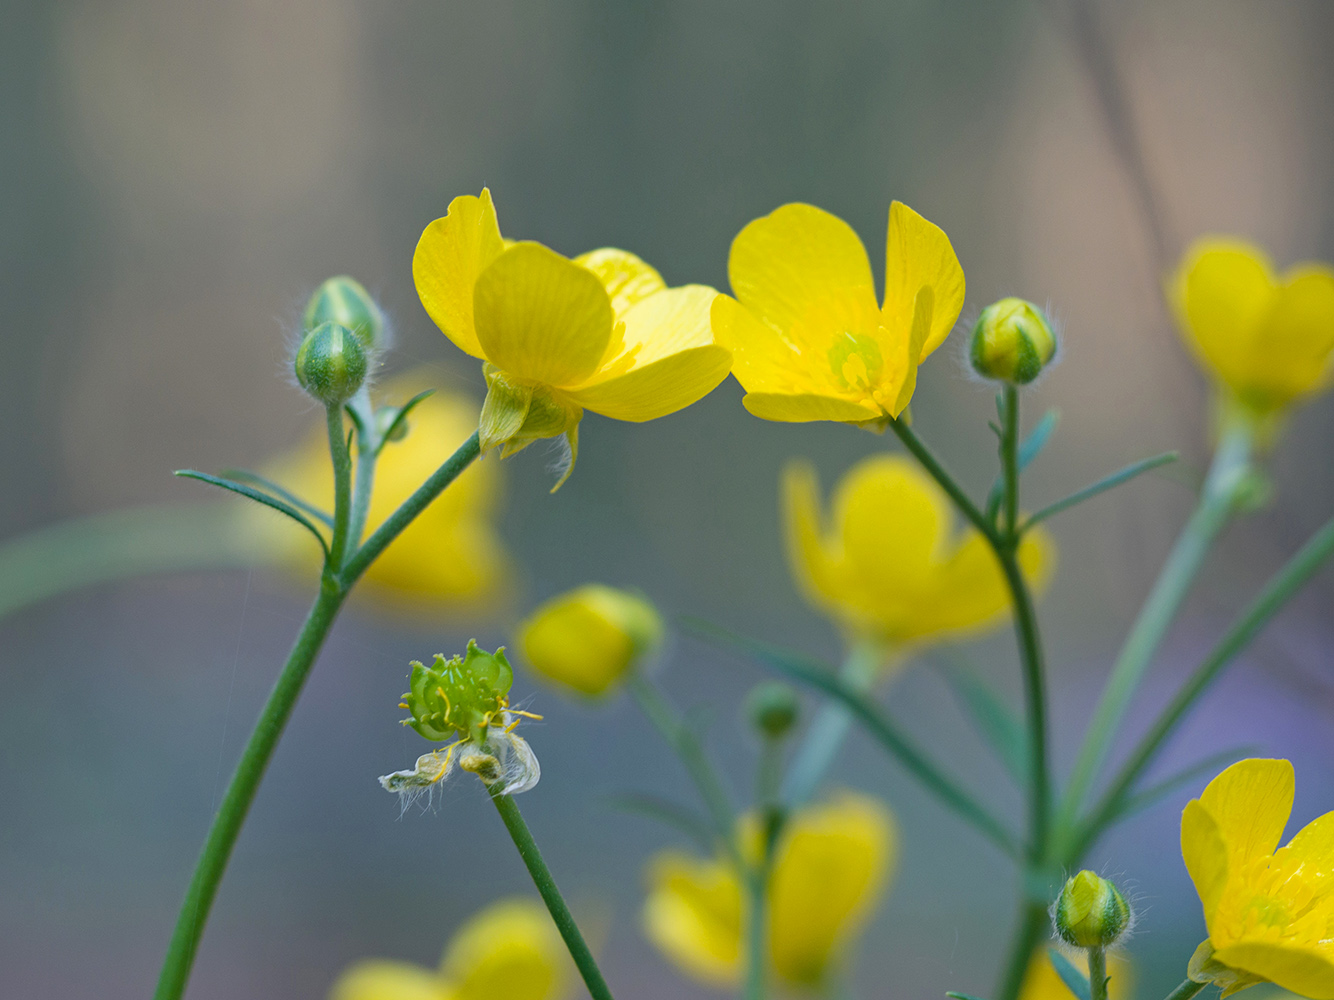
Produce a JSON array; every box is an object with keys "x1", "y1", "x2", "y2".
[
  {"x1": 344, "y1": 390, "x2": 380, "y2": 552},
  {"x1": 1088, "y1": 948, "x2": 1108, "y2": 1000},
  {"x1": 325, "y1": 404, "x2": 354, "y2": 569}
]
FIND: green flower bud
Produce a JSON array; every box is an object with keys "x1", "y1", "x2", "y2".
[
  {"x1": 399, "y1": 640, "x2": 515, "y2": 743},
  {"x1": 746, "y1": 681, "x2": 799, "y2": 739},
  {"x1": 304, "y1": 275, "x2": 385, "y2": 350},
  {"x1": 294, "y1": 321, "x2": 367, "y2": 405},
  {"x1": 971, "y1": 297, "x2": 1057, "y2": 384},
  {"x1": 1054, "y1": 870, "x2": 1131, "y2": 949}
]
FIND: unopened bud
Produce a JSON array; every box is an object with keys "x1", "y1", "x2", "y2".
[
  {"x1": 1054, "y1": 870, "x2": 1131, "y2": 949},
  {"x1": 746, "y1": 681, "x2": 799, "y2": 739},
  {"x1": 295, "y1": 321, "x2": 367, "y2": 405},
  {"x1": 971, "y1": 298, "x2": 1057, "y2": 385},
  {"x1": 304, "y1": 275, "x2": 384, "y2": 350}
]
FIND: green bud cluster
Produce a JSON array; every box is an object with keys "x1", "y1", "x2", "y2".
[
  {"x1": 294, "y1": 321, "x2": 367, "y2": 405},
  {"x1": 1054, "y1": 870, "x2": 1131, "y2": 949},
  {"x1": 971, "y1": 297, "x2": 1057, "y2": 385},
  {"x1": 746, "y1": 681, "x2": 800, "y2": 739},
  {"x1": 400, "y1": 640, "x2": 515, "y2": 743},
  {"x1": 304, "y1": 275, "x2": 385, "y2": 350}
]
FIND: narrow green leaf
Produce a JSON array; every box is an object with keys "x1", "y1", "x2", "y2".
[
  {"x1": 1049, "y1": 949, "x2": 1092, "y2": 1000},
  {"x1": 375, "y1": 389, "x2": 436, "y2": 456},
  {"x1": 1108, "y1": 745, "x2": 1259, "y2": 822},
  {"x1": 938, "y1": 659, "x2": 1028, "y2": 786},
  {"x1": 175, "y1": 470, "x2": 329, "y2": 559},
  {"x1": 1026, "y1": 452, "x2": 1178, "y2": 530},
  {"x1": 947, "y1": 992, "x2": 991, "y2": 1000},
  {"x1": 219, "y1": 469, "x2": 333, "y2": 527},
  {"x1": 606, "y1": 793, "x2": 717, "y2": 853}
]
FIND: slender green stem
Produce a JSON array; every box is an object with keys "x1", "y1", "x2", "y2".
[
  {"x1": 1088, "y1": 948, "x2": 1108, "y2": 1000},
  {"x1": 746, "y1": 737, "x2": 786, "y2": 1000},
  {"x1": 1071, "y1": 510, "x2": 1334, "y2": 858},
  {"x1": 1160, "y1": 979, "x2": 1206, "y2": 1000},
  {"x1": 889, "y1": 419, "x2": 995, "y2": 542},
  {"x1": 994, "y1": 900, "x2": 1049, "y2": 1000},
  {"x1": 153, "y1": 581, "x2": 347, "y2": 1000},
  {"x1": 488, "y1": 790, "x2": 616, "y2": 1000},
  {"x1": 1057, "y1": 427, "x2": 1252, "y2": 837},
  {"x1": 627, "y1": 672, "x2": 738, "y2": 859},
  {"x1": 325, "y1": 403, "x2": 354, "y2": 568},
  {"x1": 344, "y1": 390, "x2": 380, "y2": 552},
  {"x1": 1002, "y1": 386, "x2": 1020, "y2": 537}
]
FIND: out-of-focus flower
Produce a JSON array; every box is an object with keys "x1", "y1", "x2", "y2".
[
  {"x1": 783, "y1": 455, "x2": 1054, "y2": 646},
  {"x1": 643, "y1": 792, "x2": 896, "y2": 990},
  {"x1": 1019, "y1": 951, "x2": 1133, "y2": 1000},
  {"x1": 516, "y1": 584, "x2": 662, "y2": 697},
  {"x1": 412, "y1": 189, "x2": 731, "y2": 488},
  {"x1": 1182, "y1": 758, "x2": 1334, "y2": 999},
  {"x1": 712, "y1": 201, "x2": 964, "y2": 424},
  {"x1": 329, "y1": 897, "x2": 570, "y2": 1000},
  {"x1": 1171, "y1": 239, "x2": 1334, "y2": 422},
  {"x1": 971, "y1": 298, "x2": 1057, "y2": 385},
  {"x1": 260, "y1": 372, "x2": 509, "y2": 616}
]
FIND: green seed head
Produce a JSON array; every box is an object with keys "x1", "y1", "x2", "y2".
[
  {"x1": 294, "y1": 321, "x2": 368, "y2": 405},
  {"x1": 971, "y1": 297, "x2": 1057, "y2": 385},
  {"x1": 303, "y1": 275, "x2": 385, "y2": 350},
  {"x1": 1054, "y1": 870, "x2": 1131, "y2": 949},
  {"x1": 746, "y1": 681, "x2": 800, "y2": 739},
  {"x1": 400, "y1": 641, "x2": 515, "y2": 743}
]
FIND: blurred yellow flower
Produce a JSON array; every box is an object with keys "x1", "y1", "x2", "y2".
[
  {"x1": 413, "y1": 189, "x2": 732, "y2": 487},
  {"x1": 643, "y1": 791, "x2": 896, "y2": 990},
  {"x1": 329, "y1": 897, "x2": 570, "y2": 1000},
  {"x1": 712, "y1": 201, "x2": 964, "y2": 424},
  {"x1": 1019, "y1": 950, "x2": 1132, "y2": 1000},
  {"x1": 1182, "y1": 758, "x2": 1334, "y2": 999},
  {"x1": 262, "y1": 373, "x2": 509, "y2": 616},
  {"x1": 1171, "y1": 239, "x2": 1334, "y2": 418},
  {"x1": 516, "y1": 584, "x2": 663, "y2": 697},
  {"x1": 783, "y1": 455, "x2": 1054, "y2": 645}
]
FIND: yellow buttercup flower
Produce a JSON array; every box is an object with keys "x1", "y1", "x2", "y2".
[
  {"x1": 516, "y1": 584, "x2": 663, "y2": 697},
  {"x1": 1019, "y1": 951, "x2": 1133, "y2": 1000},
  {"x1": 260, "y1": 373, "x2": 509, "y2": 616},
  {"x1": 712, "y1": 201, "x2": 965, "y2": 424},
  {"x1": 1182, "y1": 758, "x2": 1334, "y2": 999},
  {"x1": 413, "y1": 189, "x2": 732, "y2": 488},
  {"x1": 643, "y1": 792, "x2": 896, "y2": 990},
  {"x1": 1171, "y1": 239, "x2": 1334, "y2": 419},
  {"x1": 783, "y1": 455, "x2": 1054, "y2": 645},
  {"x1": 329, "y1": 897, "x2": 570, "y2": 1000}
]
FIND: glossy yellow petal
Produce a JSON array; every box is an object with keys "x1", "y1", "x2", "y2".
[
  {"x1": 883, "y1": 201, "x2": 965, "y2": 361},
  {"x1": 1273, "y1": 811, "x2": 1334, "y2": 897},
  {"x1": 1249, "y1": 265, "x2": 1334, "y2": 401},
  {"x1": 742, "y1": 392, "x2": 880, "y2": 423},
  {"x1": 517, "y1": 584, "x2": 662, "y2": 697},
  {"x1": 574, "y1": 247, "x2": 667, "y2": 318},
  {"x1": 769, "y1": 792, "x2": 896, "y2": 986},
  {"x1": 414, "y1": 190, "x2": 506, "y2": 360},
  {"x1": 1171, "y1": 240, "x2": 1275, "y2": 396},
  {"x1": 1198, "y1": 758, "x2": 1294, "y2": 869},
  {"x1": 834, "y1": 455, "x2": 948, "y2": 596},
  {"x1": 642, "y1": 852, "x2": 743, "y2": 986},
  {"x1": 441, "y1": 898, "x2": 570, "y2": 1000},
  {"x1": 329, "y1": 960, "x2": 450, "y2": 1000},
  {"x1": 889, "y1": 286, "x2": 934, "y2": 416},
  {"x1": 473, "y1": 242, "x2": 613, "y2": 387},
  {"x1": 711, "y1": 293, "x2": 808, "y2": 394},
  {"x1": 1182, "y1": 798, "x2": 1230, "y2": 926},
  {"x1": 1212, "y1": 942, "x2": 1334, "y2": 1000}
]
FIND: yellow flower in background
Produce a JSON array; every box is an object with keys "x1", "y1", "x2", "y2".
[
  {"x1": 329, "y1": 897, "x2": 570, "y2": 1000},
  {"x1": 413, "y1": 189, "x2": 732, "y2": 488},
  {"x1": 261, "y1": 373, "x2": 509, "y2": 615},
  {"x1": 1019, "y1": 951, "x2": 1133, "y2": 1000},
  {"x1": 712, "y1": 201, "x2": 964, "y2": 424},
  {"x1": 1171, "y1": 239, "x2": 1334, "y2": 419},
  {"x1": 1182, "y1": 758, "x2": 1334, "y2": 999},
  {"x1": 516, "y1": 584, "x2": 663, "y2": 697},
  {"x1": 643, "y1": 792, "x2": 896, "y2": 990},
  {"x1": 783, "y1": 455, "x2": 1053, "y2": 645}
]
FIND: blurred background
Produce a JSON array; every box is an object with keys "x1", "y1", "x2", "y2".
[{"x1": 3, "y1": 0, "x2": 1334, "y2": 997}]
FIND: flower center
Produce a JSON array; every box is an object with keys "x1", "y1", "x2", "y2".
[{"x1": 828, "y1": 332, "x2": 883, "y2": 392}]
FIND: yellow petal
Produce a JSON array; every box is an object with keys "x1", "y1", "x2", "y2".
[
  {"x1": 517, "y1": 584, "x2": 662, "y2": 697},
  {"x1": 1212, "y1": 942, "x2": 1334, "y2": 1000},
  {"x1": 414, "y1": 190, "x2": 506, "y2": 360},
  {"x1": 782, "y1": 461, "x2": 857, "y2": 622},
  {"x1": 769, "y1": 792, "x2": 896, "y2": 986},
  {"x1": 711, "y1": 293, "x2": 806, "y2": 394},
  {"x1": 473, "y1": 242, "x2": 613, "y2": 387},
  {"x1": 642, "y1": 852, "x2": 744, "y2": 987},
  {"x1": 441, "y1": 898, "x2": 570, "y2": 1000},
  {"x1": 1171, "y1": 240, "x2": 1275, "y2": 395},
  {"x1": 1249, "y1": 265, "x2": 1334, "y2": 403},
  {"x1": 1181, "y1": 798, "x2": 1229, "y2": 926},
  {"x1": 574, "y1": 247, "x2": 667, "y2": 317},
  {"x1": 1272, "y1": 810, "x2": 1334, "y2": 902},
  {"x1": 742, "y1": 392, "x2": 879, "y2": 423},
  {"x1": 329, "y1": 960, "x2": 450, "y2": 1000},
  {"x1": 728, "y1": 202, "x2": 882, "y2": 346},
  {"x1": 1198, "y1": 758, "x2": 1295, "y2": 869},
  {"x1": 889, "y1": 285, "x2": 934, "y2": 416},
  {"x1": 882, "y1": 201, "x2": 965, "y2": 361},
  {"x1": 834, "y1": 455, "x2": 949, "y2": 597}
]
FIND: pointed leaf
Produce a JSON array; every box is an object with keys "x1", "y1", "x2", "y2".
[
  {"x1": 986, "y1": 408, "x2": 1060, "y2": 518},
  {"x1": 939, "y1": 659, "x2": 1028, "y2": 786},
  {"x1": 1026, "y1": 452, "x2": 1178, "y2": 530},
  {"x1": 374, "y1": 389, "x2": 436, "y2": 457},
  {"x1": 219, "y1": 468, "x2": 334, "y2": 527},
  {"x1": 947, "y1": 993, "x2": 991, "y2": 1000},
  {"x1": 175, "y1": 470, "x2": 329, "y2": 560},
  {"x1": 1049, "y1": 949, "x2": 1092, "y2": 1000}
]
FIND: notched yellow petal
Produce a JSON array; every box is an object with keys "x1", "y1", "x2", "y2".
[{"x1": 414, "y1": 189, "x2": 505, "y2": 360}]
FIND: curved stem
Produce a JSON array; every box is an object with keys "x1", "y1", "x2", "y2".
[{"x1": 489, "y1": 790, "x2": 616, "y2": 1000}]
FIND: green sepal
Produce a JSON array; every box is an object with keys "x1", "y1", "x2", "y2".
[
  {"x1": 1187, "y1": 940, "x2": 1267, "y2": 998},
  {"x1": 399, "y1": 640, "x2": 516, "y2": 743},
  {"x1": 480, "y1": 364, "x2": 534, "y2": 453}
]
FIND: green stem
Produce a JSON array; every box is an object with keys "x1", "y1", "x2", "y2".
[
  {"x1": 153, "y1": 581, "x2": 347, "y2": 1000},
  {"x1": 627, "y1": 672, "x2": 738, "y2": 859},
  {"x1": 1002, "y1": 386, "x2": 1020, "y2": 538},
  {"x1": 1088, "y1": 947, "x2": 1108, "y2": 1000},
  {"x1": 489, "y1": 790, "x2": 616, "y2": 1000},
  {"x1": 1161, "y1": 979, "x2": 1206, "y2": 1000},
  {"x1": 344, "y1": 390, "x2": 380, "y2": 552},
  {"x1": 747, "y1": 738, "x2": 786, "y2": 1000},
  {"x1": 326, "y1": 403, "x2": 354, "y2": 568},
  {"x1": 994, "y1": 900, "x2": 1048, "y2": 1000},
  {"x1": 1057, "y1": 426, "x2": 1252, "y2": 837}
]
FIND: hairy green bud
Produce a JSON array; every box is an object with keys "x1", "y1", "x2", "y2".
[
  {"x1": 746, "y1": 681, "x2": 800, "y2": 739},
  {"x1": 399, "y1": 640, "x2": 515, "y2": 743},
  {"x1": 1054, "y1": 870, "x2": 1131, "y2": 949},
  {"x1": 294, "y1": 321, "x2": 367, "y2": 405},
  {"x1": 971, "y1": 297, "x2": 1057, "y2": 384},
  {"x1": 304, "y1": 275, "x2": 384, "y2": 350}
]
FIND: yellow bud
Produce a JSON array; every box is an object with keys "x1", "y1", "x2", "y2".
[
  {"x1": 295, "y1": 321, "x2": 367, "y2": 404},
  {"x1": 517, "y1": 584, "x2": 662, "y2": 697},
  {"x1": 1054, "y1": 870, "x2": 1130, "y2": 949},
  {"x1": 304, "y1": 275, "x2": 385, "y2": 350},
  {"x1": 971, "y1": 298, "x2": 1057, "y2": 384}
]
